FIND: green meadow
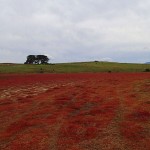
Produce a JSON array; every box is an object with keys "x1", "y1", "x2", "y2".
[{"x1": 0, "y1": 62, "x2": 150, "y2": 74}]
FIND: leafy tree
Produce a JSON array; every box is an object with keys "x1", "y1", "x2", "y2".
[
  {"x1": 24, "y1": 55, "x2": 49, "y2": 64},
  {"x1": 36, "y1": 55, "x2": 49, "y2": 64},
  {"x1": 24, "y1": 55, "x2": 36, "y2": 64}
]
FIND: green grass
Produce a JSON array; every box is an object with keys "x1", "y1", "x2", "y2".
[{"x1": 0, "y1": 62, "x2": 150, "y2": 74}]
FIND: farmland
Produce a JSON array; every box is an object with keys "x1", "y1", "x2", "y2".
[{"x1": 0, "y1": 73, "x2": 150, "y2": 150}]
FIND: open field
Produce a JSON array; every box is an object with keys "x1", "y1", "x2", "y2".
[
  {"x1": 0, "y1": 73, "x2": 150, "y2": 150},
  {"x1": 0, "y1": 62, "x2": 150, "y2": 73}
]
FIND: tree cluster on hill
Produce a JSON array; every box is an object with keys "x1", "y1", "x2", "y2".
[{"x1": 24, "y1": 55, "x2": 49, "y2": 64}]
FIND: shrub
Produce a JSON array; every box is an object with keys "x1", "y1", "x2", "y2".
[{"x1": 144, "y1": 68, "x2": 150, "y2": 72}]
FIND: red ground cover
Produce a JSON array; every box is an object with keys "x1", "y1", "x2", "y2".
[{"x1": 0, "y1": 73, "x2": 150, "y2": 150}]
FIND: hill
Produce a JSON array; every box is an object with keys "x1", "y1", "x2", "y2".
[{"x1": 0, "y1": 61, "x2": 150, "y2": 74}]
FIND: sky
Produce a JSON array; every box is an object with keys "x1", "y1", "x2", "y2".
[{"x1": 0, "y1": 0, "x2": 150, "y2": 63}]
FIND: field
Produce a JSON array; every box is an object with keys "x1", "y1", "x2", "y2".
[
  {"x1": 0, "y1": 62, "x2": 150, "y2": 73},
  {"x1": 0, "y1": 73, "x2": 150, "y2": 150}
]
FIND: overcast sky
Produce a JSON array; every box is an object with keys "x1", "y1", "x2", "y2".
[{"x1": 0, "y1": 0, "x2": 150, "y2": 63}]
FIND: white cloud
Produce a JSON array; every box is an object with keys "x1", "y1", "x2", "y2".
[{"x1": 100, "y1": 57, "x2": 113, "y2": 62}]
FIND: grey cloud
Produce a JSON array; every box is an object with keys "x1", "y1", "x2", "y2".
[{"x1": 0, "y1": 0, "x2": 150, "y2": 63}]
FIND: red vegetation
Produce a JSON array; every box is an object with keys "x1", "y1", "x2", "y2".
[{"x1": 0, "y1": 73, "x2": 150, "y2": 150}]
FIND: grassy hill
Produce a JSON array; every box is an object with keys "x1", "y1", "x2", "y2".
[{"x1": 0, "y1": 61, "x2": 150, "y2": 74}]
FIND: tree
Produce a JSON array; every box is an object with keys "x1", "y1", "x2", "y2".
[
  {"x1": 24, "y1": 55, "x2": 49, "y2": 64},
  {"x1": 36, "y1": 55, "x2": 49, "y2": 64},
  {"x1": 24, "y1": 55, "x2": 36, "y2": 64}
]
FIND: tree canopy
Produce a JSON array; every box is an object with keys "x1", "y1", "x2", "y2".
[{"x1": 24, "y1": 55, "x2": 49, "y2": 64}]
